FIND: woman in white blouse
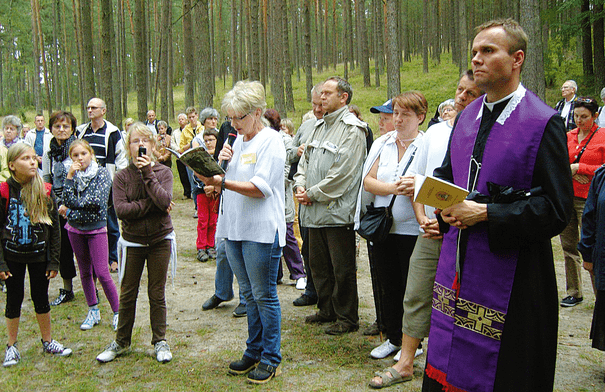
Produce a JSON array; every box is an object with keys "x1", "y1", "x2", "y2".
[
  {"x1": 199, "y1": 81, "x2": 285, "y2": 384},
  {"x1": 356, "y1": 92, "x2": 427, "y2": 363}
]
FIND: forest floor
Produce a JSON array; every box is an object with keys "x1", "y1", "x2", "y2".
[{"x1": 0, "y1": 193, "x2": 603, "y2": 391}]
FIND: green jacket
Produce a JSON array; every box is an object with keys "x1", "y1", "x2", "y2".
[{"x1": 294, "y1": 105, "x2": 367, "y2": 227}]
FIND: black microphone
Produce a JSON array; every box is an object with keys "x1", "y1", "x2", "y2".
[{"x1": 220, "y1": 132, "x2": 237, "y2": 170}]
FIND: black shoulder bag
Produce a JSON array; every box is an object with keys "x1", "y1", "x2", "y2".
[{"x1": 357, "y1": 148, "x2": 416, "y2": 243}]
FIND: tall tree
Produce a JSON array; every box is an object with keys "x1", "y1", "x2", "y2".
[
  {"x1": 183, "y1": 0, "x2": 195, "y2": 106},
  {"x1": 458, "y1": 0, "x2": 468, "y2": 74},
  {"x1": 356, "y1": 0, "x2": 371, "y2": 86},
  {"x1": 230, "y1": 0, "x2": 240, "y2": 85},
  {"x1": 594, "y1": 0, "x2": 604, "y2": 90},
  {"x1": 580, "y1": 0, "x2": 593, "y2": 78},
  {"x1": 283, "y1": 0, "x2": 295, "y2": 111},
  {"x1": 270, "y1": 0, "x2": 286, "y2": 115},
  {"x1": 134, "y1": 0, "x2": 148, "y2": 121},
  {"x1": 30, "y1": 0, "x2": 42, "y2": 114},
  {"x1": 100, "y1": 0, "x2": 115, "y2": 123},
  {"x1": 520, "y1": 0, "x2": 545, "y2": 100},
  {"x1": 386, "y1": 0, "x2": 400, "y2": 97},
  {"x1": 158, "y1": 0, "x2": 171, "y2": 121},
  {"x1": 422, "y1": 0, "x2": 429, "y2": 73},
  {"x1": 249, "y1": 0, "x2": 261, "y2": 80},
  {"x1": 196, "y1": 0, "x2": 214, "y2": 107},
  {"x1": 80, "y1": 0, "x2": 96, "y2": 103},
  {"x1": 303, "y1": 0, "x2": 313, "y2": 101}
]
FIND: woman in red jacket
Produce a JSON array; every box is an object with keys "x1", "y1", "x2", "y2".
[{"x1": 560, "y1": 97, "x2": 605, "y2": 307}]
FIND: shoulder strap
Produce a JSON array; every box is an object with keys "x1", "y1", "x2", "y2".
[{"x1": 388, "y1": 146, "x2": 417, "y2": 209}]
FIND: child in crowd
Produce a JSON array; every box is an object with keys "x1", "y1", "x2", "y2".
[
  {"x1": 192, "y1": 129, "x2": 220, "y2": 262},
  {"x1": 280, "y1": 119, "x2": 295, "y2": 136},
  {"x1": 155, "y1": 121, "x2": 172, "y2": 168},
  {"x1": 62, "y1": 140, "x2": 120, "y2": 331},
  {"x1": 0, "y1": 143, "x2": 71, "y2": 367}
]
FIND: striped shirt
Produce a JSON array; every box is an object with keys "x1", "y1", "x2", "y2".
[{"x1": 81, "y1": 123, "x2": 107, "y2": 166}]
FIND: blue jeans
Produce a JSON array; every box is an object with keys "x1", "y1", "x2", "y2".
[
  {"x1": 226, "y1": 234, "x2": 282, "y2": 367},
  {"x1": 215, "y1": 238, "x2": 245, "y2": 304}
]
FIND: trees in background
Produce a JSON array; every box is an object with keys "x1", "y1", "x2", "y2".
[{"x1": 0, "y1": 0, "x2": 602, "y2": 122}]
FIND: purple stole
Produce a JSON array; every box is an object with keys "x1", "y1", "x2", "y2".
[{"x1": 425, "y1": 89, "x2": 556, "y2": 392}]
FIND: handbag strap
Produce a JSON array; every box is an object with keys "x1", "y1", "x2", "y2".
[
  {"x1": 573, "y1": 127, "x2": 600, "y2": 164},
  {"x1": 388, "y1": 146, "x2": 417, "y2": 209}
]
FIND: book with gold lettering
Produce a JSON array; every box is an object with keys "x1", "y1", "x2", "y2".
[
  {"x1": 166, "y1": 147, "x2": 225, "y2": 177},
  {"x1": 414, "y1": 174, "x2": 469, "y2": 210}
]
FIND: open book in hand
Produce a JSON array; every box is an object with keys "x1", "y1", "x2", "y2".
[
  {"x1": 166, "y1": 147, "x2": 225, "y2": 177},
  {"x1": 414, "y1": 174, "x2": 469, "y2": 210}
]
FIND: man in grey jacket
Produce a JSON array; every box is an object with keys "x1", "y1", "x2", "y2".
[{"x1": 294, "y1": 77, "x2": 367, "y2": 335}]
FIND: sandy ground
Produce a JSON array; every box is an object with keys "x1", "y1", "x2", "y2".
[{"x1": 38, "y1": 195, "x2": 604, "y2": 391}]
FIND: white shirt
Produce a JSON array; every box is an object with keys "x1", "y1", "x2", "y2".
[
  {"x1": 408, "y1": 121, "x2": 453, "y2": 228},
  {"x1": 560, "y1": 95, "x2": 575, "y2": 121},
  {"x1": 216, "y1": 128, "x2": 286, "y2": 246}
]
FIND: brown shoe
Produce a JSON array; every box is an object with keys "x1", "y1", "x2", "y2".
[
  {"x1": 305, "y1": 313, "x2": 336, "y2": 324},
  {"x1": 363, "y1": 321, "x2": 381, "y2": 336},
  {"x1": 325, "y1": 321, "x2": 359, "y2": 335}
]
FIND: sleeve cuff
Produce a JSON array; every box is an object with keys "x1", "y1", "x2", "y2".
[{"x1": 250, "y1": 176, "x2": 272, "y2": 198}]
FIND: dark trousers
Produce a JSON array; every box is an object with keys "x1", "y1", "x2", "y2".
[
  {"x1": 300, "y1": 225, "x2": 317, "y2": 298},
  {"x1": 367, "y1": 241, "x2": 385, "y2": 332},
  {"x1": 116, "y1": 240, "x2": 171, "y2": 346},
  {"x1": 309, "y1": 226, "x2": 358, "y2": 327},
  {"x1": 372, "y1": 233, "x2": 417, "y2": 346},
  {"x1": 176, "y1": 159, "x2": 191, "y2": 198},
  {"x1": 5, "y1": 260, "x2": 50, "y2": 318},
  {"x1": 107, "y1": 205, "x2": 120, "y2": 264},
  {"x1": 58, "y1": 215, "x2": 76, "y2": 280}
]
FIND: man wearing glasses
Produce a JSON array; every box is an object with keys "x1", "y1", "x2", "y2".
[{"x1": 555, "y1": 80, "x2": 578, "y2": 131}]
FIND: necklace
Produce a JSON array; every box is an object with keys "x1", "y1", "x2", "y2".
[{"x1": 396, "y1": 135, "x2": 416, "y2": 149}]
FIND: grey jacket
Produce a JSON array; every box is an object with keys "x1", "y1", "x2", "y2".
[
  {"x1": 287, "y1": 118, "x2": 317, "y2": 165},
  {"x1": 294, "y1": 105, "x2": 367, "y2": 227}
]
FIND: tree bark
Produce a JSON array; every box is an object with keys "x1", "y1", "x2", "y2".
[
  {"x1": 183, "y1": 0, "x2": 195, "y2": 106},
  {"x1": 134, "y1": 0, "x2": 148, "y2": 121},
  {"x1": 520, "y1": 0, "x2": 545, "y2": 100},
  {"x1": 158, "y1": 0, "x2": 171, "y2": 122},
  {"x1": 230, "y1": 0, "x2": 240, "y2": 84},
  {"x1": 283, "y1": 0, "x2": 295, "y2": 111},
  {"x1": 422, "y1": 0, "x2": 429, "y2": 73},
  {"x1": 594, "y1": 1, "x2": 604, "y2": 91},
  {"x1": 303, "y1": 0, "x2": 313, "y2": 101},
  {"x1": 581, "y1": 0, "x2": 593, "y2": 77},
  {"x1": 458, "y1": 0, "x2": 468, "y2": 74},
  {"x1": 80, "y1": 0, "x2": 96, "y2": 103},
  {"x1": 356, "y1": 0, "x2": 371, "y2": 86},
  {"x1": 30, "y1": 0, "x2": 42, "y2": 114},
  {"x1": 249, "y1": 0, "x2": 261, "y2": 80},
  {"x1": 386, "y1": 0, "x2": 400, "y2": 98},
  {"x1": 195, "y1": 0, "x2": 214, "y2": 107}
]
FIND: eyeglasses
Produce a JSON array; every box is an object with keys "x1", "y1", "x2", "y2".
[{"x1": 226, "y1": 112, "x2": 251, "y2": 122}]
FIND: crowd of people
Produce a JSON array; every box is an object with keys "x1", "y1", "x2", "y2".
[{"x1": 0, "y1": 17, "x2": 604, "y2": 391}]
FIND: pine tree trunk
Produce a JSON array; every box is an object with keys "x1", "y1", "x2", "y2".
[
  {"x1": 250, "y1": 0, "x2": 261, "y2": 80},
  {"x1": 81, "y1": 0, "x2": 96, "y2": 104},
  {"x1": 357, "y1": 0, "x2": 371, "y2": 86},
  {"x1": 386, "y1": 0, "x2": 400, "y2": 98},
  {"x1": 196, "y1": 0, "x2": 214, "y2": 107},
  {"x1": 100, "y1": 0, "x2": 115, "y2": 123},
  {"x1": 303, "y1": 0, "x2": 313, "y2": 101},
  {"x1": 458, "y1": 0, "x2": 467, "y2": 74},
  {"x1": 520, "y1": 0, "x2": 545, "y2": 100},
  {"x1": 581, "y1": 0, "x2": 594, "y2": 78},
  {"x1": 134, "y1": 0, "x2": 148, "y2": 121},
  {"x1": 159, "y1": 0, "x2": 170, "y2": 121},
  {"x1": 230, "y1": 0, "x2": 239, "y2": 84},
  {"x1": 422, "y1": 0, "x2": 429, "y2": 73},
  {"x1": 283, "y1": 0, "x2": 295, "y2": 111},
  {"x1": 72, "y1": 0, "x2": 87, "y2": 120},
  {"x1": 183, "y1": 0, "x2": 195, "y2": 106},
  {"x1": 31, "y1": 0, "x2": 42, "y2": 114},
  {"x1": 594, "y1": 2, "x2": 604, "y2": 91}
]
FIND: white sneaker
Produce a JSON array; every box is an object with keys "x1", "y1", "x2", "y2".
[
  {"x1": 96, "y1": 341, "x2": 128, "y2": 363},
  {"x1": 42, "y1": 339, "x2": 72, "y2": 357},
  {"x1": 296, "y1": 277, "x2": 307, "y2": 290},
  {"x1": 370, "y1": 339, "x2": 400, "y2": 359},
  {"x1": 3, "y1": 344, "x2": 20, "y2": 367},
  {"x1": 112, "y1": 313, "x2": 119, "y2": 331},
  {"x1": 154, "y1": 340, "x2": 172, "y2": 363},
  {"x1": 393, "y1": 347, "x2": 424, "y2": 362},
  {"x1": 80, "y1": 308, "x2": 100, "y2": 330}
]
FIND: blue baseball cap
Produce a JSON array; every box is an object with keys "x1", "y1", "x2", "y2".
[{"x1": 370, "y1": 99, "x2": 393, "y2": 114}]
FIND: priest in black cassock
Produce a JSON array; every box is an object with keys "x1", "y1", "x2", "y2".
[{"x1": 422, "y1": 19, "x2": 573, "y2": 392}]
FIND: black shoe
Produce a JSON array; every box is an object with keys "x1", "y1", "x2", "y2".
[
  {"x1": 305, "y1": 313, "x2": 336, "y2": 324},
  {"x1": 228, "y1": 355, "x2": 259, "y2": 375},
  {"x1": 324, "y1": 321, "x2": 359, "y2": 335},
  {"x1": 233, "y1": 303, "x2": 247, "y2": 318},
  {"x1": 50, "y1": 289, "x2": 74, "y2": 306},
  {"x1": 202, "y1": 295, "x2": 226, "y2": 311},
  {"x1": 561, "y1": 296, "x2": 583, "y2": 307},
  {"x1": 247, "y1": 362, "x2": 281, "y2": 384},
  {"x1": 197, "y1": 249, "x2": 209, "y2": 262},
  {"x1": 293, "y1": 294, "x2": 318, "y2": 307}
]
